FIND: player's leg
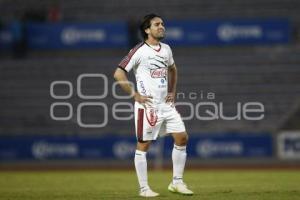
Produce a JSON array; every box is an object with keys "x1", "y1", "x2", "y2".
[
  {"x1": 135, "y1": 140, "x2": 151, "y2": 190},
  {"x1": 135, "y1": 141, "x2": 159, "y2": 197},
  {"x1": 168, "y1": 131, "x2": 193, "y2": 195},
  {"x1": 134, "y1": 102, "x2": 160, "y2": 197},
  {"x1": 163, "y1": 104, "x2": 193, "y2": 195},
  {"x1": 171, "y1": 132, "x2": 188, "y2": 185},
  {"x1": 163, "y1": 107, "x2": 188, "y2": 185}
]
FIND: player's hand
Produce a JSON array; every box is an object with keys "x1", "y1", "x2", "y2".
[
  {"x1": 165, "y1": 92, "x2": 175, "y2": 103},
  {"x1": 134, "y1": 93, "x2": 153, "y2": 105}
]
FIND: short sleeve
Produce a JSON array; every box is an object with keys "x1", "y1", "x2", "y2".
[
  {"x1": 118, "y1": 43, "x2": 143, "y2": 72},
  {"x1": 118, "y1": 52, "x2": 138, "y2": 72},
  {"x1": 167, "y1": 45, "x2": 175, "y2": 67}
]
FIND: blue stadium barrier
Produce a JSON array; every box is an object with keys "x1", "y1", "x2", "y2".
[
  {"x1": 164, "y1": 18, "x2": 290, "y2": 46},
  {"x1": 0, "y1": 24, "x2": 14, "y2": 49},
  {"x1": 26, "y1": 21, "x2": 129, "y2": 49},
  {"x1": 0, "y1": 133, "x2": 273, "y2": 161},
  {"x1": 0, "y1": 18, "x2": 290, "y2": 50}
]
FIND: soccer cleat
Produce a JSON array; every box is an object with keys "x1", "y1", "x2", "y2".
[
  {"x1": 168, "y1": 182, "x2": 194, "y2": 195},
  {"x1": 139, "y1": 187, "x2": 159, "y2": 197}
]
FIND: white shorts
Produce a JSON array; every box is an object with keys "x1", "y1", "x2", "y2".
[{"x1": 134, "y1": 101, "x2": 186, "y2": 142}]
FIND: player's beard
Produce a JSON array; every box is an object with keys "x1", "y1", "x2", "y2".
[
  {"x1": 155, "y1": 33, "x2": 165, "y2": 41},
  {"x1": 150, "y1": 30, "x2": 165, "y2": 41}
]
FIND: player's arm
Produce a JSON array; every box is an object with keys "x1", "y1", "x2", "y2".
[
  {"x1": 113, "y1": 68, "x2": 152, "y2": 104},
  {"x1": 166, "y1": 63, "x2": 177, "y2": 103}
]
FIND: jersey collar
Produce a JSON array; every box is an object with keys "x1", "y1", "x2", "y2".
[{"x1": 145, "y1": 42, "x2": 161, "y2": 52}]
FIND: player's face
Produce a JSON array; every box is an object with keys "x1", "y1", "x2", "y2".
[{"x1": 147, "y1": 17, "x2": 165, "y2": 40}]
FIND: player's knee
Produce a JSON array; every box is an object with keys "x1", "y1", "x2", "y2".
[
  {"x1": 181, "y1": 134, "x2": 188, "y2": 145},
  {"x1": 175, "y1": 133, "x2": 188, "y2": 146},
  {"x1": 136, "y1": 141, "x2": 151, "y2": 151}
]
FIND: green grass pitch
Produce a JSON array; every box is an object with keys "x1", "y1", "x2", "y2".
[{"x1": 0, "y1": 169, "x2": 299, "y2": 200}]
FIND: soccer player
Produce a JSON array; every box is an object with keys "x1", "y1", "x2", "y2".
[{"x1": 114, "y1": 13, "x2": 193, "y2": 197}]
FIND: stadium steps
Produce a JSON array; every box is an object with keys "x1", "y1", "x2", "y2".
[{"x1": 1, "y1": 45, "x2": 300, "y2": 134}]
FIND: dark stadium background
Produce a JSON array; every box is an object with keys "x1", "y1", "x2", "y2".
[{"x1": 0, "y1": 0, "x2": 300, "y2": 169}]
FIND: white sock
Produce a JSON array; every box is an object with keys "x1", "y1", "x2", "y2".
[
  {"x1": 134, "y1": 150, "x2": 149, "y2": 190},
  {"x1": 172, "y1": 144, "x2": 187, "y2": 184}
]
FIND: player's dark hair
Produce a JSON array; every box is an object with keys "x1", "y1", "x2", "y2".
[{"x1": 140, "y1": 13, "x2": 162, "y2": 40}]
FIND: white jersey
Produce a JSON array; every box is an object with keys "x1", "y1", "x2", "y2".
[{"x1": 119, "y1": 42, "x2": 174, "y2": 104}]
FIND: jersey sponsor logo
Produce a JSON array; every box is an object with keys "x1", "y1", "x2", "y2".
[
  {"x1": 150, "y1": 68, "x2": 167, "y2": 78},
  {"x1": 138, "y1": 80, "x2": 147, "y2": 95},
  {"x1": 158, "y1": 85, "x2": 167, "y2": 88}
]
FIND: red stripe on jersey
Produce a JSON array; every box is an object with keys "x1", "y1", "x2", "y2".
[
  {"x1": 137, "y1": 108, "x2": 144, "y2": 142},
  {"x1": 119, "y1": 42, "x2": 144, "y2": 69}
]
